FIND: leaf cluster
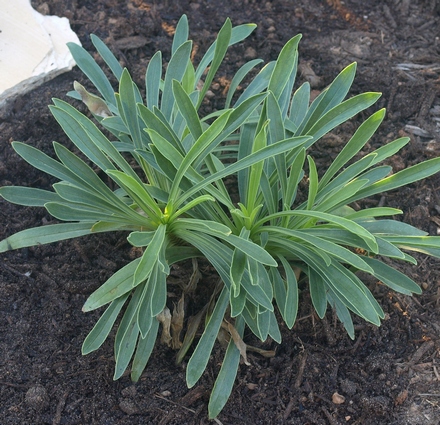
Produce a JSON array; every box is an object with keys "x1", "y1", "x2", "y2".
[{"x1": 1, "y1": 15, "x2": 440, "y2": 418}]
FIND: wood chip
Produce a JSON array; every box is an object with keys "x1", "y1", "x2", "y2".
[{"x1": 114, "y1": 35, "x2": 148, "y2": 50}]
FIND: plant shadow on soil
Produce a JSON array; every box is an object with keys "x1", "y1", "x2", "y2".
[{"x1": 1, "y1": 1, "x2": 440, "y2": 424}]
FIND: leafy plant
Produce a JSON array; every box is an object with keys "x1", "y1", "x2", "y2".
[{"x1": 1, "y1": 15, "x2": 440, "y2": 418}]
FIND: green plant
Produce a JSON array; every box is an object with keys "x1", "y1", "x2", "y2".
[{"x1": 1, "y1": 15, "x2": 440, "y2": 418}]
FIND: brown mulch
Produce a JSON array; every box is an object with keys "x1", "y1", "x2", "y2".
[{"x1": 1, "y1": 1, "x2": 440, "y2": 424}]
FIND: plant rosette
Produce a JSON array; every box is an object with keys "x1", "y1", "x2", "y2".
[{"x1": 1, "y1": 15, "x2": 440, "y2": 419}]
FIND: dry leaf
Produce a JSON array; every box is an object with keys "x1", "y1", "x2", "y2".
[
  {"x1": 227, "y1": 321, "x2": 250, "y2": 366},
  {"x1": 185, "y1": 258, "x2": 202, "y2": 293},
  {"x1": 171, "y1": 294, "x2": 185, "y2": 349},
  {"x1": 73, "y1": 81, "x2": 112, "y2": 117},
  {"x1": 157, "y1": 307, "x2": 172, "y2": 347},
  {"x1": 298, "y1": 61, "x2": 322, "y2": 88},
  {"x1": 246, "y1": 345, "x2": 276, "y2": 358},
  {"x1": 394, "y1": 389, "x2": 408, "y2": 406},
  {"x1": 176, "y1": 305, "x2": 207, "y2": 364}
]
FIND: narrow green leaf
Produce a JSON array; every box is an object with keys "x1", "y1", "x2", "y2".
[
  {"x1": 83, "y1": 258, "x2": 141, "y2": 311},
  {"x1": 137, "y1": 277, "x2": 154, "y2": 338},
  {"x1": 197, "y1": 19, "x2": 232, "y2": 109},
  {"x1": 162, "y1": 40, "x2": 192, "y2": 120},
  {"x1": 0, "y1": 186, "x2": 61, "y2": 207},
  {"x1": 127, "y1": 231, "x2": 155, "y2": 247},
  {"x1": 176, "y1": 136, "x2": 311, "y2": 208},
  {"x1": 51, "y1": 99, "x2": 139, "y2": 180},
  {"x1": 52, "y1": 182, "x2": 136, "y2": 219},
  {"x1": 384, "y1": 236, "x2": 440, "y2": 258},
  {"x1": 91, "y1": 34, "x2": 124, "y2": 80},
  {"x1": 119, "y1": 69, "x2": 143, "y2": 149},
  {"x1": 258, "y1": 210, "x2": 379, "y2": 253},
  {"x1": 52, "y1": 142, "x2": 116, "y2": 199},
  {"x1": 297, "y1": 62, "x2": 356, "y2": 135},
  {"x1": 168, "y1": 109, "x2": 233, "y2": 203},
  {"x1": 230, "y1": 286, "x2": 247, "y2": 317},
  {"x1": 284, "y1": 148, "x2": 306, "y2": 209},
  {"x1": 318, "y1": 109, "x2": 386, "y2": 189},
  {"x1": 113, "y1": 284, "x2": 145, "y2": 380},
  {"x1": 150, "y1": 262, "x2": 168, "y2": 317},
  {"x1": 225, "y1": 59, "x2": 263, "y2": 108},
  {"x1": 327, "y1": 289, "x2": 355, "y2": 339},
  {"x1": 266, "y1": 92, "x2": 288, "y2": 197},
  {"x1": 235, "y1": 62, "x2": 274, "y2": 106},
  {"x1": 173, "y1": 80, "x2": 203, "y2": 140},
  {"x1": 208, "y1": 316, "x2": 245, "y2": 419},
  {"x1": 270, "y1": 267, "x2": 286, "y2": 314},
  {"x1": 246, "y1": 122, "x2": 268, "y2": 210},
  {"x1": 82, "y1": 293, "x2": 130, "y2": 355},
  {"x1": 346, "y1": 157, "x2": 440, "y2": 204},
  {"x1": 306, "y1": 156, "x2": 318, "y2": 210},
  {"x1": 309, "y1": 268, "x2": 327, "y2": 318},
  {"x1": 107, "y1": 170, "x2": 162, "y2": 218},
  {"x1": 256, "y1": 308, "x2": 270, "y2": 341},
  {"x1": 268, "y1": 34, "x2": 301, "y2": 100},
  {"x1": 279, "y1": 256, "x2": 299, "y2": 329},
  {"x1": 131, "y1": 318, "x2": 159, "y2": 382},
  {"x1": 362, "y1": 256, "x2": 422, "y2": 295},
  {"x1": 44, "y1": 202, "x2": 120, "y2": 223},
  {"x1": 230, "y1": 228, "x2": 250, "y2": 297},
  {"x1": 359, "y1": 220, "x2": 427, "y2": 236},
  {"x1": 324, "y1": 262, "x2": 382, "y2": 325},
  {"x1": 11, "y1": 142, "x2": 78, "y2": 184},
  {"x1": 172, "y1": 15, "x2": 189, "y2": 54},
  {"x1": 146, "y1": 51, "x2": 162, "y2": 109},
  {"x1": 289, "y1": 82, "x2": 310, "y2": 129},
  {"x1": 67, "y1": 41, "x2": 115, "y2": 104},
  {"x1": 316, "y1": 179, "x2": 369, "y2": 214},
  {"x1": 306, "y1": 93, "x2": 382, "y2": 146},
  {"x1": 345, "y1": 207, "x2": 402, "y2": 221},
  {"x1": 133, "y1": 224, "x2": 166, "y2": 286},
  {"x1": 0, "y1": 223, "x2": 93, "y2": 253},
  {"x1": 195, "y1": 21, "x2": 256, "y2": 86},
  {"x1": 186, "y1": 287, "x2": 229, "y2": 388}
]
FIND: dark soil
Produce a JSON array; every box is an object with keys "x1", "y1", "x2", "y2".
[{"x1": 1, "y1": 1, "x2": 440, "y2": 424}]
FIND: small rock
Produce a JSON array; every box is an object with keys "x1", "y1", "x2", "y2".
[
  {"x1": 119, "y1": 399, "x2": 139, "y2": 415},
  {"x1": 395, "y1": 389, "x2": 408, "y2": 406},
  {"x1": 340, "y1": 379, "x2": 357, "y2": 396},
  {"x1": 25, "y1": 385, "x2": 49, "y2": 411},
  {"x1": 36, "y1": 2, "x2": 50, "y2": 15},
  {"x1": 121, "y1": 386, "x2": 137, "y2": 397},
  {"x1": 332, "y1": 392, "x2": 346, "y2": 404},
  {"x1": 114, "y1": 36, "x2": 148, "y2": 50},
  {"x1": 244, "y1": 47, "x2": 257, "y2": 59},
  {"x1": 360, "y1": 395, "x2": 391, "y2": 415}
]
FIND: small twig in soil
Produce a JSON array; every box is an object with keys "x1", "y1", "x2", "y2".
[
  {"x1": 52, "y1": 391, "x2": 69, "y2": 425},
  {"x1": 0, "y1": 262, "x2": 34, "y2": 281},
  {"x1": 321, "y1": 406, "x2": 341, "y2": 425},
  {"x1": 409, "y1": 340, "x2": 435, "y2": 365},
  {"x1": 153, "y1": 393, "x2": 196, "y2": 414},
  {"x1": 295, "y1": 351, "x2": 308, "y2": 389},
  {"x1": 283, "y1": 397, "x2": 295, "y2": 421},
  {"x1": 0, "y1": 381, "x2": 30, "y2": 389},
  {"x1": 417, "y1": 393, "x2": 440, "y2": 397},
  {"x1": 433, "y1": 364, "x2": 440, "y2": 381}
]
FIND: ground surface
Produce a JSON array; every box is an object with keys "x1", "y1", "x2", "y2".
[{"x1": 1, "y1": 0, "x2": 440, "y2": 424}]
